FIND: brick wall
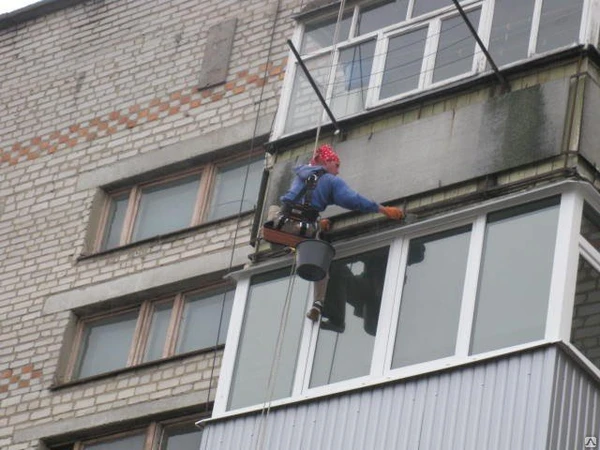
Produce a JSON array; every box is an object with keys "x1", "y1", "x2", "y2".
[
  {"x1": 571, "y1": 257, "x2": 600, "y2": 368},
  {"x1": 0, "y1": 0, "x2": 299, "y2": 448}
]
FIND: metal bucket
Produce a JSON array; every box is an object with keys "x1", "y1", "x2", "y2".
[{"x1": 295, "y1": 239, "x2": 336, "y2": 281}]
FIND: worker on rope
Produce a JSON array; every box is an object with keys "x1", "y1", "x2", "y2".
[{"x1": 274, "y1": 143, "x2": 404, "y2": 322}]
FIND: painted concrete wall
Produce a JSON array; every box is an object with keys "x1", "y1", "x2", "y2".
[{"x1": 266, "y1": 77, "x2": 571, "y2": 219}]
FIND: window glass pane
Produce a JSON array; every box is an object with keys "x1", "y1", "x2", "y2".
[
  {"x1": 143, "y1": 301, "x2": 174, "y2": 362},
  {"x1": 310, "y1": 247, "x2": 389, "y2": 387},
  {"x1": 412, "y1": 0, "x2": 450, "y2": 18},
  {"x1": 76, "y1": 310, "x2": 138, "y2": 379},
  {"x1": 358, "y1": 0, "x2": 409, "y2": 35},
  {"x1": 571, "y1": 256, "x2": 600, "y2": 371},
  {"x1": 330, "y1": 40, "x2": 375, "y2": 119},
  {"x1": 581, "y1": 203, "x2": 600, "y2": 253},
  {"x1": 101, "y1": 193, "x2": 129, "y2": 251},
  {"x1": 132, "y1": 175, "x2": 200, "y2": 242},
  {"x1": 470, "y1": 198, "x2": 560, "y2": 355},
  {"x1": 488, "y1": 0, "x2": 534, "y2": 67},
  {"x1": 84, "y1": 433, "x2": 145, "y2": 450},
  {"x1": 536, "y1": 0, "x2": 582, "y2": 54},
  {"x1": 160, "y1": 425, "x2": 203, "y2": 450},
  {"x1": 177, "y1": 289, "x2": 234, "y2": 354},
  {"x1": 432, "y1": 10, "x2": 480, "y2": 84},
  {"x1": 301, "y1": 14, "x2": 352, "y2": 54},
  {"x1": 207, "y1": 158, "x2": 263, "y2": 221},
  {"x1": 228, "y1": 270, "x2": 310, "y2": 410},
  {"x1": 284, "y1": 55, "x2": 330, "y2": 134},
  {"x1": 392, "y1": 227, "x2": 471, "y2": 369},
  {"x1": 380, "y1": 27, "x2": 428, "y2": 99}
]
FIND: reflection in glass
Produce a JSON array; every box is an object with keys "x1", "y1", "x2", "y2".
[
  {"x1": 310, "y1": 247, "x2": 389, "y2": 387},
  {"x1": 470, "y1": 198, "x2": 559, "y2": 355},
  {"x1": 132, "y1": 175, "x2": 200, "y2": 242},
  {"x1": 207, "y1": 159, "x2": 263, "y2": 221},
  {"x1": 571, "y1": 257, "x2": 600, "y2": 371},
  {"x1": 160, "y1": 425, "x2": 203, "y2": 450},
  {"x1": 301, "y1": 14, "x2": 352, "y2": 54},
  {"x1": 143, "y1": 301, "x2": 173, "y2": 362},
  {"x1": 380, "y1": 27, "x2": 427, "y2": 99},
  {"x1": 77, "y1": 310, "x2": 138, "y2": 379},
  {"x1": 412, "y1": 0, "x2": 450, "y2": 18},
  {"x1": 488, "y1": 0, "x2": 534, "y2": 67},
  {"x1": 393, "y1": 227, "x2": 471, "y2": 368},
  {"x1": 433, "y1": 10, "x2": 480, "y2": 84},
  {"x1": 228, "y1": 271, "x2": 310, "y2": 410},
  {"x1": 330, "y1": 40, "x2": 375, "y2": 119},
  {"x1": 285, "y1": 55, "x2": 330, "y2": 135},
  {"x1": 536, "y1": 0, "x2": 582, "y2": 54},
  {"x1": 581, "y1": 203, "x2": 600, "y2": 253},
  {"x1": 358, "y1": 0, "x2": 409, "y2": 35},
  {"x1": 84, "y1": 433, "x2": 145, "y2": 450},
  {"x1": 102, "y1": 194, "x2": 129, "y2": 250},
  {"x1": 177, "y1": 290, "x2": 234, "y2": 354}
]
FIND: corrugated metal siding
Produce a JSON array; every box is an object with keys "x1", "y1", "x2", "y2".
[
  {"x1": 547, "y1": 349, "x2": 600, "y2": 450},
  {"x1": 201, "y1": 347, "x2": 564, "y2": 450}
]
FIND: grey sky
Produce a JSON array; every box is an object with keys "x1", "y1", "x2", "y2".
[{"x1": 0, "y1": 0, "x2": 44, "y2": 15}]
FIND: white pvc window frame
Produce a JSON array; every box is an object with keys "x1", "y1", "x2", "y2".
[
  {"x1": 560, "y1": 187, "x2": 600, "y2": 381},
  {"x1": 213, "y1": 181, "x2": 592, "y2": 419},
  {"x1": 273, "y1": 0, "x2": 592, "y2": 139}
]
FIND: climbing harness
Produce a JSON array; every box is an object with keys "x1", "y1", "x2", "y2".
[{"x1": 262, "y1": 168, "x2": 326, "y2": 248}]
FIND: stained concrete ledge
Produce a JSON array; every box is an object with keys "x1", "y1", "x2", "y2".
[
  {"x1": 43, "y1": 246, "x2": 248, "y2": 315},
  {"x1": 75, "y1": 113, "x2": 274, "y2": 191},
  {"x1": 13, "y1": 389, "x2": 211, "y2": 443}
]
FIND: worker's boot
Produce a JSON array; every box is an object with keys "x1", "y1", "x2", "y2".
[{"x1": 306, "y1": 300, "x2": 323, "y2": 322}]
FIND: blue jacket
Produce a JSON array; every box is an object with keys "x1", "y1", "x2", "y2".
[{"x1": 280, "y1": 164, "x2": 379, "y2": 213}]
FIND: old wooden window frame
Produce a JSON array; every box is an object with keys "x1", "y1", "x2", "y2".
[
  {"x1": 95, "y1": 152, "x2": 263, "y2": 252},
  {"x1": 61, "y1": 414, "x2": 204, "y2": 450},
  {"x1": 67, "y1": 283, "x2": 235, "y2": 381}
]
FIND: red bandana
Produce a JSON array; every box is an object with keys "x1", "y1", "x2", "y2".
[{"x1": 312, "y1": 144, "x2": 340, "y2": 165}]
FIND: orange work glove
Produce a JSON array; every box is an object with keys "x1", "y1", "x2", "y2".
[
  {"x1": 381, "y1": 206, "x2": 404, "y2": 220},
  {"x1": 319, "y1": 218, "x2": 331, "y2": 232}
]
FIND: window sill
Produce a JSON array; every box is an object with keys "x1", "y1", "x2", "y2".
[
  {"x1": 50, "y1": 345, "x2": 225, "y2": 391},
  {"x1": 78, "y1": 210, "x2": 254, "y2": 262}
]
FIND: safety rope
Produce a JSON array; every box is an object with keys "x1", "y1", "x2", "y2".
[
  {"x1": 250, "y1": 2, "x2": 350, "y2": 447},
  {"x1": 253, "y1": 258, "x2": 299, "y2": 450},
  {"x1": 202, "y1": 0, "x2": 283, "y2": 426},
  {"x1": 312, "y1": 0, "x2": 347, "y2": 160},
  {"x1": 205, "y1": 0, "x2": 346, "y2": 445}
]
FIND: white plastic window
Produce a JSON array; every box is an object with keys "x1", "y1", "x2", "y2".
[
  {"x1": 228, "y1": 270, "x2": 311, "y2": 410},
  {"x1": 222, "y1": 193, "x2": 565, "y2": 415},
  {"x1": 275, "y1": 0, "x2": 586, "y2": 137}
]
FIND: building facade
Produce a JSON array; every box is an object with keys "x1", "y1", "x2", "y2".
[
  {"x1": 0, "y1": 0, "x2": 293, "y2": 448},
  {"x1": 2, "y1": 1, "x2": 600, "y2": 450}
]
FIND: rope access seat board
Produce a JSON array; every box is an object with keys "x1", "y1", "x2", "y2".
[{"x1": 262, "y1": 222, "x2": 306, "y2": 248}]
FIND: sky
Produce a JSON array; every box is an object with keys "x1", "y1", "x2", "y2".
[{"x1": 0, "y1": 0, "x2": 44, "y2": 14}]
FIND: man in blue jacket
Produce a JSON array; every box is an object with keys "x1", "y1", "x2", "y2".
[{"x1": 277, "y1": 144, "x2": 404, "y2": 322}]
